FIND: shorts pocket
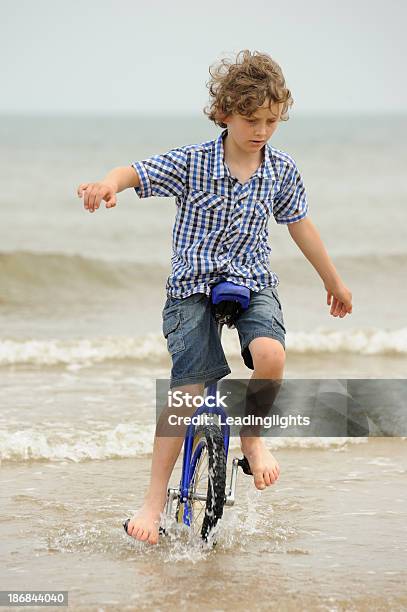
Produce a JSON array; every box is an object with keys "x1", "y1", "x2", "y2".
[
  {"x1": 162, "y1": 310, "x2": 185, "y2": 355},
  {"x1": 271, "y1": 289, "x2": 282, "y2": 310},
  {"x1": 272, "y1": 315, "x2": 286, "y2": 337}
]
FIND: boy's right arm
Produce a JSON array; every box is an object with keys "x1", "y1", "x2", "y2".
[{"x1": 77, "y1": 166, "x2": 140, "y2": 212}]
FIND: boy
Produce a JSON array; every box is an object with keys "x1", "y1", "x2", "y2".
[{"x1": 77, "y1": 49, "x2": 352, "y2": 545}]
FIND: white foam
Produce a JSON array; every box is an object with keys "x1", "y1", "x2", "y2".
[
  {"x1": 0, "y1": 424, "x2": 155, "y2": 463},
  {"x1": 0, "y1": 334, "x2": 166, "y2": 366},
  {"x1": 0, "y1": 427, "x2": 375, "y2": 464},
  {"x1": 1, "y1": 327, "x2": 407, "y2": 367},
  {"x1": 285, "y1": 327, "x2": 407, "y2": 355}
]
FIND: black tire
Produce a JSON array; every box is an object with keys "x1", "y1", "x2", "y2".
[{"x1": 176, "y1": 423, "x2": 227, "y2": 543}]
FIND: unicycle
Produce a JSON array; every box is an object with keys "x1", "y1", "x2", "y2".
[{"x1": 123, "y1": 280, "x2": 254, "y2": 544}]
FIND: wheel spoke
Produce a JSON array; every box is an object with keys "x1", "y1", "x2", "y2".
[
  {"x1": 195, "y1": 454, "x2": 208, "y2": 489},
  {"x1": 190, "y1": 443, "x2": 210, "y2": 533}
]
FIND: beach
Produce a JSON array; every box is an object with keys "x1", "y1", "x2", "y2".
[{"x1": 1, "y1": 114, "x2": 406, "y2": 610}]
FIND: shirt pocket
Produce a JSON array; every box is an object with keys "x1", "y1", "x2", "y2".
[
  {"x1": 241, "y1": 198, "x2": 270, "y2": 235},
  {"x1": 187, "y1": 189, "x2": 227, "y2": 231},
  {"x1": 254, "y1": 200, "x2": 269, "y2": 218}
]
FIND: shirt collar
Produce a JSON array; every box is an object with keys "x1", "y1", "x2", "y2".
[{"x1": 211, "y1": 128, "x2": 277, "y2": 181}]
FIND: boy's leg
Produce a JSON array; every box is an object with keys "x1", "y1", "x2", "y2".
[
  {"x1": 234, "y1": 287, "x2": 287, "y2": 491},
  {"x1": 126, "y1": 382, "x2": 204, "y2": 545},
  {"x1": 239, "y1": 337, "x2": 285, "y2": 490}
]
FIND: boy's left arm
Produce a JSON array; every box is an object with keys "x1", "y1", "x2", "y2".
[{"x1": 287, "y1": 217, "x2": 352, "y2": 318}]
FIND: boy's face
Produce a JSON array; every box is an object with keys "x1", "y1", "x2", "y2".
[{"x1": 221, "y1": 99, "x2": 282, "y2": 153}]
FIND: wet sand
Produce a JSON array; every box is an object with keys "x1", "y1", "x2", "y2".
[{"x1": 1, "y1": 438, "x2": 406, "y2": 611}]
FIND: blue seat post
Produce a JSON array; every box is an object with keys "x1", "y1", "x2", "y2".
[
  {"x1": 208, "y1": 281, "x2": 251, "y2": 383},
  {"x1": 205, "y1": 281, "x2": 251, "y2": 404}
]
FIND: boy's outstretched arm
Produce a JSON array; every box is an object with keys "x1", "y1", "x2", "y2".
[
  {"x1": 77, "y1": 166, "x2": 140, "y2": 212},
  {"x1": 287, "y1": 217, "x2": 352, "y2": 318}
]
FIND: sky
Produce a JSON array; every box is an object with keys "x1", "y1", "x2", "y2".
[{"x1": 1, "y1": 0, "x2": 406, "y2": 115}]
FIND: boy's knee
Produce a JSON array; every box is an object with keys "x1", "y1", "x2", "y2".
[{"x1": 249, "y1": 337, "x2": 285, "y2": 377}]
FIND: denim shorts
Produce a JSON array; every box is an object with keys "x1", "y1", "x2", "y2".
[{"x1": 162, "y1": 286, "x2": 286, "y2": 389}]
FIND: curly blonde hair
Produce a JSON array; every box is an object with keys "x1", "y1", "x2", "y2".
[{"x1": 203, "y1": 49, "x2": 293, "y2": 128}]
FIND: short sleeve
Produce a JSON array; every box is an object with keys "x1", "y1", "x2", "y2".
[
  {"x1": 273, "y1": 159, "x2": 308, "y2": 224},
  {"x1": 131, "y1": 147, "x2": 188, "y2": 198}
]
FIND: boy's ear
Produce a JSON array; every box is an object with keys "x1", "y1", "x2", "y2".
[{"x1": 216, "y1": 110, "x2": 229, "y2": 124}]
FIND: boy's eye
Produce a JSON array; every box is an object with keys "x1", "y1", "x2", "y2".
[{"x1": 246, "y1": 118, "x2": 276, "y2": 124}]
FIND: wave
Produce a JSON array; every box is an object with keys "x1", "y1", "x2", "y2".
[
  {"x1": 0, "y1": 424, "x2": 155, "y2": 463},
  {"x1": 1, "y1": 328, "x2": 407, "y2": 367},
  {"x1": 0, "y1": 250, "x2": 168, "y2": 300},
  {"x1": 1, "y1": 250, "x2": 407, "y2": 297},
  {"x1": 0, "y1": 424, "x2": 370, "y2": 463},
  {"x1": 0, "y1": 335, "x2": 166, "y2": 366},
  {"x1": 286, "y1": 328, "x2": 407, "y2": 355}
]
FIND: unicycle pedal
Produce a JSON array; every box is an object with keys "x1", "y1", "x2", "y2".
[{"x1": 237, "y1": 455, "x2": 253, "y2": 476}]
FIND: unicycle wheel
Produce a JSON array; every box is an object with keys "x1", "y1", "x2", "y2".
[{"x1": 176, "y1": 423, "x2": 226, "y2": 542}]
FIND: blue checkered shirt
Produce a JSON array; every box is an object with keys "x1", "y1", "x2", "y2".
[{"x1": 132, "y1": 128, "x2": 308, "y2": 298}]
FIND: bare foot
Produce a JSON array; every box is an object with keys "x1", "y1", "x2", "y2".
[
  {"x1": 126, "y1": 495, "x2": 165, "y2": 545},
  {"x1": 240, "y1": 437, "x2": 280, "y2": 490}
]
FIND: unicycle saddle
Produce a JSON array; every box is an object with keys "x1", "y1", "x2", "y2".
[{"x1": 211, "y1": 280, "x2": 251, "y2": 328}]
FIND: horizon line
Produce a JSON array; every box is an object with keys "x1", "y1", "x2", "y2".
[{"x1": 0, "y1": 110, "x2": 406, "y2": 119}]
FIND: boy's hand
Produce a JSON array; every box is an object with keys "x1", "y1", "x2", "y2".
[
  {"x1": 77, "y1": 181, "x2": 117, "y2": 212},
  {"x1": 325, "y1": 281, "x2": 352, "y2": 318}
]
